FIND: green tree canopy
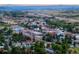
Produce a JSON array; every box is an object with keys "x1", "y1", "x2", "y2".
[{"x1": 33, "y1": 41, "x2": 46, "y2": 54}]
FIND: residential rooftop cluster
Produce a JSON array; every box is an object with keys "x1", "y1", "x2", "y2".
[{"x1": 0, "y1": 10, "x2": 79, "y2": 54}]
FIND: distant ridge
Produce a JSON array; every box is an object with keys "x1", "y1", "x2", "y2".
[{"x1": 0, "y1": 5, "x2": 79, "y2": 11}]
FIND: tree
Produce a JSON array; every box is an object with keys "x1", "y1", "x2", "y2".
[
  {"x1": 11, "y1": 46, "x2": 22, "y2": 54},
  {"x1": 12, "y1": 33, "x2": 24, "y2": 42},
  {"x1": 0, "y1": 33, "x2": 5, "y2": 43},
  {"x1": 63, "y1": 23, "x2": 74, "y2": 32},
  {"x1": 43, "y1": 33, "x2": 53, "y2": 42},
  {"x1": 6, "y1": 28, "x2": 13, "y2": 35},
  {"x1": 61, "y1": 39, "x2": 70, "y2": 53},
  {"x1": 52, "y1": 38, "x2": 70, "y2": 54},
  {"x1": 3, "y1": 27, "x2": 8, "y2": 31},
  {"x1": 33, "y1": 41, "x2": 46, "y2": 54}
]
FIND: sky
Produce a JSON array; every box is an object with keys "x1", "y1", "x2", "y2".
[{"x1": 0, "y1": 0, "x2": 79, "y2": 5}]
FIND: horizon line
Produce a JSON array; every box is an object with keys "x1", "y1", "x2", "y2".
[{"x1": 0, "y1": 4, "x2": 79, "y2": 6}]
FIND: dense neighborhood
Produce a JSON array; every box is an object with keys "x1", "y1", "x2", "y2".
[{"x1": 0, "y1": 9, "x2": 79, "y2": 54}]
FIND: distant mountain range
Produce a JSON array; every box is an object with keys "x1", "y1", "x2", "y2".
[{"x1": 0, "y1": 5, "x2": 79, "y2": 11}]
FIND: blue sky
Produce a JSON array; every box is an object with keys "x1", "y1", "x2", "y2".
[{"x1": 0, "y1": 0, "x2": 79, "y2": 5}]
